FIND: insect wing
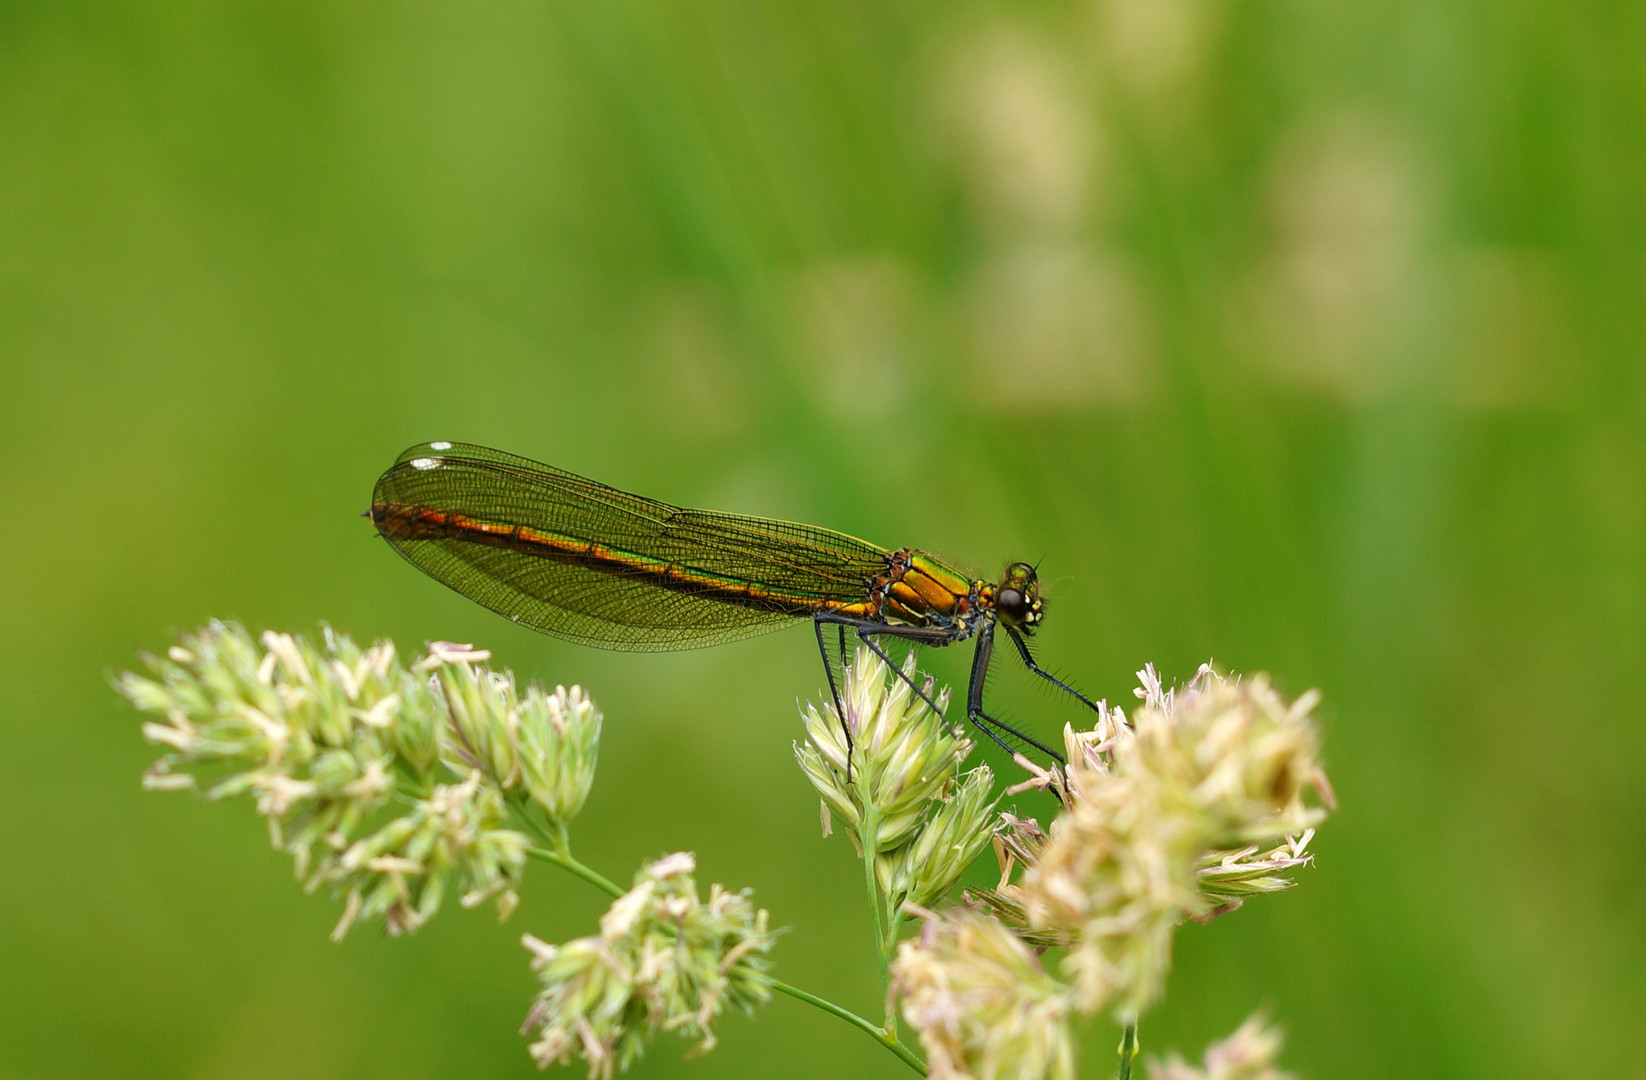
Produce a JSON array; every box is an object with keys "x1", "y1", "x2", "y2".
[{"x1": 371, "y1": 442, "x2": 889, "y2": 651}]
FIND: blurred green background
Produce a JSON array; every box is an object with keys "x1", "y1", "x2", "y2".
[{"x1": 3, "y1": 1, "x2": 1643, "y2": 1077}]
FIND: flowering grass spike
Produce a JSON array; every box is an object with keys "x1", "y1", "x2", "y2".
[
  {"x1": 520, "y1": 852, "x2": 777, "y2": 1077},
  {"x1": 1009, "y1": 664, "x2": 1334, "y2": 1020},
  {"x1": 116, "y1": 621, "x2": 604, "y2": 938},
  {"x1": 121, "y1": 620, "x2": 1327, "y2": 1079},
  {"x1": 1148, "y1": 1014, "x2": 1294, "y2": 1080},
  {"x1": 794, "y1": 647, "x2": 1001, "y2": 982},
  {"x1": 891, "y1": 906, "x2": 1076, "y2": 1080},
  {"x1": 795, "y1": 648, "x2": 972, "y2": 854}
]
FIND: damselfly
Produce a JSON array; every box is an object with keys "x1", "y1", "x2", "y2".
[{"x1": 369, "y1": 441, "x2": 1094, "y2": 766}]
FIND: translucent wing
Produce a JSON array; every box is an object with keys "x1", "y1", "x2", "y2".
[{"x1": 370, "y1": 442, "x2": 892, "y2": 651}]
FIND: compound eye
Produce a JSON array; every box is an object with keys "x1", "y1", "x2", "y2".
[{"x1": 996, "y1": 587, "x2": 1028, "y2": 622}]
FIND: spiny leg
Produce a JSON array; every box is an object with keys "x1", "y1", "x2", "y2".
[
  {"x1": 967, "y1": 622, "x2": 1067, "y2": 767},
  {"x1": 853, "y1": 617, "x2": 1068, "y2": 767},
  {"x1": 829, "y1": 620, "x2": 1031, "y2": 764},
  {"x1": 814, "y1": 614, "x2": 1070, "y2": 786},
  {"x1": 814, "y1": 614, "x2": 954, "y2": 782},
  {"x1": 812, "y1": 616, "x2": 854, "y2": 778},
  {"x1": 851, "y1": 626, "x2": 951, "y2": 721},
  {"x1": 814, "y1": 612, "x2": 960, "y2": 717},
  {"x1": 1004, "y1": 626, "x2": 1103, "y2": 716},
  {"x1": 970, "y1": 707, "x2": 1066, "y2": 766}
]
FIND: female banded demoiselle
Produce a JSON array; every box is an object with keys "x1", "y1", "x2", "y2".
[{"x1": 369, "y1": 441, "x2": 1096, "y2": 766}]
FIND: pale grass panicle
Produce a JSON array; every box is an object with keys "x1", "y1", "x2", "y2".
[
  {"x1": 1122, "y1": 666, "x2": 1334, "y2": 843},
  {"x1": 439, "y1": 657, "x2": 603, "y2": 827},
  {"x1": 115, "y1": 621, "x2": 610, "y2": 939},
  {"x1": 1020, "y1": 766, "x2": 1194, "y2": 1018},
  {"x1": 891, "y1": 906, "x2": 1076, "y2": 1080},
  {"x1": 962, "y1": 814, "x2": 1073, "y2": 949},
  {"x1": 123, "y1": 624, "x2": 1322, "y2": 1078},
  {"x1": 795, "y1": 648, "x2": 969, "y2": 853},
  {"x1": 795, "y1": 648, "x2": 1002, "y2": 919},
  {"x1": 1195, "y1": 831, "x2": 1318, "y2": 916},
  {"x1": 1008, "y1": 663, "x2": 1334, "y2": 1019},
  {"x1": 880, "y1": 763, "x2": 999, "y2": 911},
  {"x1": 520, "y1": 852, "x2": 777, "y2": 1078},
  {"x1": 1148, "y1": 1014, "x2": 1294, "y2": 1080},
  {"x1": 322, "y1": 768, "x2": 528, "y2": 940}
]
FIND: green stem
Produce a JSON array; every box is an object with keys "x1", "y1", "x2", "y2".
[
  {"x1": 770, "y1": 979, "x2": 926, "y2": 1075},
  {"x1": 879, "y1": 902, "x2": 905, "y2": 1033},
  {"x1": 1118, "y1": 1022, "x2": 1138, "y2": 1080},
  {"x1": 526, "y1": 844, "x2": 623, "y2": 898},
  {"x1": 507, "y1": 795, "x2": 565, "y2": 851},
  {"x1": 882, "y1": 906, "x2": 904, "y2": 964},
  {"x1": 522, "y1": 845, "x2": 925, "y2": 1074},
  {"x1": 860, "y1": 806, "x2": 888, "y2": 980},
  {"x1": 859, "y1": 804, "x2": 902, "y2": 1038}
]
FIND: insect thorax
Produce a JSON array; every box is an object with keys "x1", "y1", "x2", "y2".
[{"x1": 864, "y1": 549, "x2": 988, "y2": 640}]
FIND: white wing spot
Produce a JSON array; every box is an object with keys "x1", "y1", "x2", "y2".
[
  {"x1": 410, "y1": 457, "x2": 441, "y2": 471},
  {"x1": 429, "y1": 441, "x2": 453, "y2": 450}
]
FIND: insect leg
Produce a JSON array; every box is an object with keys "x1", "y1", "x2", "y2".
[
  {"x1": 815, "y1": 614, "x2": 955, "y2": 718},
  {"x1": 850, "y1": 629, "x2": 950, "y2": 721},
  {"x1": 966, "y1": 622, "x2": 1067, "y2": 766},
  {"x1": 1003, "y1": 626, "x2": 1102, "y2": 715},
  {"x1": 814, "y1": 614, "x2": 951, "y2": 782},
  {"x1": 812, "y1": 615, "x2": 854, "y2": 779}
]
